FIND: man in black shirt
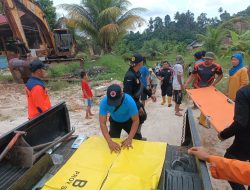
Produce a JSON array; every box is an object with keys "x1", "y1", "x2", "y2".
[
  {"x1": 158, "y1": 61, "x2": 173, "y2": 107},
  {"x1": 123, "y1": 53, "x2": 156, "y2": 139},
  {"x1": 219, "y1": 84, "x2": 250, "y2": 190}
]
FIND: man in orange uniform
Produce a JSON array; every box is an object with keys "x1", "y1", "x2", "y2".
[
  {"x1": 25, "y1": 60, "x2": 51, "y2": 119},
  {"x1": 188, "y1": 147, "x2": 250, "y2": 187}
]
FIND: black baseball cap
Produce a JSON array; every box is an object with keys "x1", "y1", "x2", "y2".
[
  {"x1": 129, "y1": 53, "x2": 144, "y2": 64},
  {"x1": 107, "y1": 84, "x2": 123, "y2": 106},
  {"x1": 29, "y1": 59, "x2": 49, "y2": 72}
]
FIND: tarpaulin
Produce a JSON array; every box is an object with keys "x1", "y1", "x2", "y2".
[
  {"x1": 186, "y1": 86, "x2": 234, "y2": 132},
  {"x1": 42, "y1": 136, "x2": 167, "y2": 190},
  {"x1": 0, "y1": 56, "x2": 8, "y2": 69}
]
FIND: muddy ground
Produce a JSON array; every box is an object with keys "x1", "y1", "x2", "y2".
[{"x1": 0, "y1": 82, "x2": 234, "y2": 189}]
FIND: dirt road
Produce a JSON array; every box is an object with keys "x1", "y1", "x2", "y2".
[{"x1": 0, "y1": 83, "x2": 234, "y2": 189}]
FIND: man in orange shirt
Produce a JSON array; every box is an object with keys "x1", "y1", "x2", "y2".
[
  {"x1": 25, "y1": 60, "x2": 51, "y2": 119},
  {"x1": 188, "y1": 147, "x2": 250, "y2": 187}
]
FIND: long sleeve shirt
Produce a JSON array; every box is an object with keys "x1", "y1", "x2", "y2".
[
  {"x1": 220, "y1": 84, "x2": 250, "y2": 160},
  {"x1": 228, "y1": 67, "x2": 249, "y2": 101},
  {"x1": 209, "y1": 156, "x2": 250, "y2": 186}
]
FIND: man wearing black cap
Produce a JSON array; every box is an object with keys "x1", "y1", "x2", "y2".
[
  {"x1": 99, "y1": 84, "x2": 140, "y2": 152},
  {"x1": 123, "y1": 53, "x2": 156, "y2": 139},
  {"x1": 25, "y1": 59, "x2": 51, "y2": 119}
]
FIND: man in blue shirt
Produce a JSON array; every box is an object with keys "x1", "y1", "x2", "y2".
[
  {"x1": 99, "y1": 84, "x2": 140, "y2": 153},
  {"x1": 139, "y1": 58, "x2": 150, "y2": 106}
]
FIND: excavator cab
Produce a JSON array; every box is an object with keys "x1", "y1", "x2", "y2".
[{"x1": 53, "y1": 29, "x2": 77, "y2": 58}]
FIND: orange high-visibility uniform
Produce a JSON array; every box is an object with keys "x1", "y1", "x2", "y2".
[
  {"x1": 25, "y1": 77, "x2": 51, "y2": 119},
  {"x1": 209, "y1": 156, "x2": 250, "y2": 186}
]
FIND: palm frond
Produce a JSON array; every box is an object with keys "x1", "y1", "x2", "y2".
[
  {"x1": 113, "y1": 0, "x2": 131, "y2": 11},
  {"x1": 99, "y1": 6, "x2": 121, "y2": 20},
  {"x1": 99, "y1": 23, "x2": 120, "y2": 45},
  {"x1": 99, "y1": 23, "x2": 119, "y2": 35},
  {"x1": 58, "y1": 4, "x2": 96, "y2": 27},
  {"x1": 118, "y1": 15, "x2": 144, "y2": 30},
  {"x1": 59, "y1": 0, "x2": 146, "y2": 52},
  {"x1": 118, "y1": 7, "x2": 147, "y2": 22}
]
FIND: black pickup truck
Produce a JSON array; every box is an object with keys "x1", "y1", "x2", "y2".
[{"x1": 0, "y1": 102, "x2": 213, "y2": 190}]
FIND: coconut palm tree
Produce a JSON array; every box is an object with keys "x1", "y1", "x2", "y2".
[
  {"x1": 197, "y1": 26, "x2": 226, "y2": 53},
  {"x1": 59, "y1": 0, "x2": 145, "y2": 54}
]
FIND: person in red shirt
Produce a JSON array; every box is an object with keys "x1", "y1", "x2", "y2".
[
  {"x1": 25, "y1": 60, "x2": 51, "y2": 119},
  {"x1": 81, "y1": 71, "x2": 94, "y2": 119}
]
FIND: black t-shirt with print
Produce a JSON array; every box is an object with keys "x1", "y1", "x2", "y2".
[
  {"x1": 159, "y1": 68, "x2": 172, "y2": 86},
  {"x1": 192, "y1": 62, "x2": 223, "y2": 88}
]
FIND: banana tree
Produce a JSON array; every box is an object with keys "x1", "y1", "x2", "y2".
[
  {"x1": 227, "y1": 30, "x2": 250, "y2": 57},
  {"x1": 196, "y1": 17, "x2": 247, "y2": 54}
]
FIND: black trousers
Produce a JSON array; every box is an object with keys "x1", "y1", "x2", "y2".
[
  {"x1": 109, "y1": 117, "x2": 142, "y2": 140},
  {"x1": 224, "y1": 151, "x2": 250, "y2": 190},
  {"x1": 161, "y1": 84, "x2": 172, "y2": 97}
]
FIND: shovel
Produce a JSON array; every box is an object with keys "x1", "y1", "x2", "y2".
[
  {"x1": 0, "y1": 131, "x2": 27, "y2": 162},
  {"x1": 10, "y1": 129, "x2": 75, "y2": 168}
]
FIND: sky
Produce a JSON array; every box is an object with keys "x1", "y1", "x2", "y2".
[{"x1": 53, "y1": 0, "x2": 250, "y2": 30}]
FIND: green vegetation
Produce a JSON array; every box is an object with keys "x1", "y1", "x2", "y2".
[
  {"x1": 47, "y1": 55, "x2": 128, "y2": 82},
  {"x1": 84, "y1": 55, "x2": 129, "y2": 81},
  {"x1": 37, "y1": 0, "x2": 57, "y2": 29},
  {"x1": 21, "y1": 2, "x2": 250, "y2": 93},
  {"x1": 0, "y1": 2, "x2": 3, "y2": 13},
  {"x1": 47, "y1": 63, "x2": 81, "y2": 78},
  {"x1": 0, "y1": 74, "x2": 14, "y2": 82},
  {"x1": 59, "y1": 0, "x2": 145, "y2": 53},
  {"x1": 115, "y1": 6, "x2": 250, "y2": 60}
]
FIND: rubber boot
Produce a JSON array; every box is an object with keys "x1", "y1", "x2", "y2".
[
  {"x1": 167, "y1": 96, "x2": 172, "y2": 107},
  {"x1": 161, "y1": 96, "x2": 166, "y2": 105},
  {"x1": 199, "y1": 113, "x2": 207, "y2": 128}
]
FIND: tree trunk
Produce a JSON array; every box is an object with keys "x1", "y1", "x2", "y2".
[
  {"x1": 102, "y1": 42, "x2": 112, "y2": 54},
  {"x1": 88, "y1": 46, "x2": 95, "y2": 57}
]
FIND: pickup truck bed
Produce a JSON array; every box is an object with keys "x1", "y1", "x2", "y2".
[{"x1": 0, "y1": 103, "x2": 212, "y2": 190}]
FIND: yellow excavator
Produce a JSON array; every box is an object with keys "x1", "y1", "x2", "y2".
[{"x1": 0, "y1": 0, "x2": 79, "y2": 83}]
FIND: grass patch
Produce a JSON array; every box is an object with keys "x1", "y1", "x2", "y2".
[
  {"x1": 47, "y1": 62, "x2": 81, "y2": 78},
  {"x1": 47, "y1": 81, "x2": 70, "y2": 91},
  {"x1": 84, "y1": 54, "x2": 129, "y2": 81},
  {"x1": 0, "y1": 74, "x2": 13, "y2": 82}
]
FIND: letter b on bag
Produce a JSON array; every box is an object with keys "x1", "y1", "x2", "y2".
[{"x1": 72, "y1": 179, "x2": 87, "y2": 188}]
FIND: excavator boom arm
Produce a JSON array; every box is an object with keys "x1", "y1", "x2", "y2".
[
  {"x1": 1, "y1": 0, "x2": 56, "y2": 51},
  {"x1": 1, "y1": 0, "x2": 28, "y2": 46}
]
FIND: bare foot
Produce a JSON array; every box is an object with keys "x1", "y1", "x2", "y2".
[
  {"x1": 192, "y1": 106, "x2": 198, "y2": 110},
  {"x1": 175, "y1": 112, "x2": 183, "y2": 117},
  {"x1": 85, "y1": 116, "x2": 92, "y2": 119},
  {"x1": 89, "y1": 113, "x2": 95, "y2": 116}
]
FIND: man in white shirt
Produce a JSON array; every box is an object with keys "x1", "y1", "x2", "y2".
[{"x1": 172, "y1": 61, "x2": 184, "y2": 116}]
